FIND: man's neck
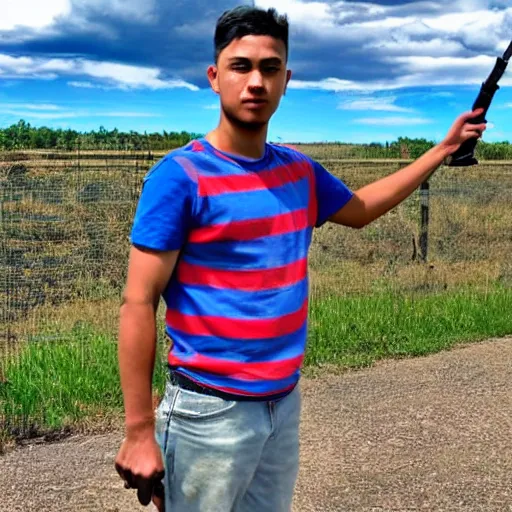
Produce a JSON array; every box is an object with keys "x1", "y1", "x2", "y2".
[{"x1": 205, "y1": 115, "x2": 268, "y2": 160}]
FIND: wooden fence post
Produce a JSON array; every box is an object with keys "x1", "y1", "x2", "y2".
[{"x1": 419, "y1": 180, "x2": 430, "y2": 262}]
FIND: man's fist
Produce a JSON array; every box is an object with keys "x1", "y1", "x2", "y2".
[
  {"x1": 440, "y1": 108, "x2": 487, "y2": 155},
  {"x1": 114, "y1": 429, "x2": 165, "y2": 509}
]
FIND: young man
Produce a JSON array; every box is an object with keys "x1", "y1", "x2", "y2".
[{"x1": 114, "y1": 5, "x2": 486, "y2": 512}]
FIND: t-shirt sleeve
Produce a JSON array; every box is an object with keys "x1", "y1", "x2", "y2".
[
  {"x1": 312, "y1": 159, "x2": 354, "y2": 227},
  {"x1": 130, "y1": 156, "x2": 196, "y2": 251}
]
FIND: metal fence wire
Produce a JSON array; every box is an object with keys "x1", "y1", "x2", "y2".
[{"x1": 1, "y1": 148, "x2": 511, "y2": 436}]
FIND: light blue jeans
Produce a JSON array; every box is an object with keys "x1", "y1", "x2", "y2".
[{"x1": 155, "y1": 379, "x2": 301, "y2": 511}]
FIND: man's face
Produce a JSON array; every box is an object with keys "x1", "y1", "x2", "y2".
[{"x1": 208, "y1": 35, "x2": 292, "y2": 130}]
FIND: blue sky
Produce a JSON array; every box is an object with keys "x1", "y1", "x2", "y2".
[{"x1": 0, "y1": 0, "x2": 511, "y2": 143}]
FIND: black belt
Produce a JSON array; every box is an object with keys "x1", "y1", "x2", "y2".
[{"x1": 169, "y1": 370, "x2": 293, "y2": 402}]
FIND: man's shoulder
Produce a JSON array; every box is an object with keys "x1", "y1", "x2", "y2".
[
  {"x1": 268, "y1": 143, "x2": 322, "y2": 175},
  {"x1": 269, "y1": 142, "x2": 312, "y2": 163},
  {"x1": 144, "y1": 139, "x2": 207, "y2": 182},
  {"x1": 160, "y1": 139, "x2": 207, "y2": 163},
  {"x1": 270, "y1": 142, "x2": 301, "y2": 152}
]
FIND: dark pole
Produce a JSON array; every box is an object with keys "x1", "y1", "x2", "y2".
[{"x1": 419, "y1": 180, "x2": 430, "y2": 262}]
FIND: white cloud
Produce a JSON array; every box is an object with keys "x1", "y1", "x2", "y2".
[
  {"x1": 289, "y1": 77, "x2": 413, "y2": 92},
  {"x1": 262, "y1": 0, "x2": 512, "y2": 87},
  {"x1": 0, "y1": 107, "x2": 159, "y2": 120},
  {"x1": 263, "y1": 0, "x2": 511, "y2": 38},
  {"x1": 0, "y1": 0, "x2": 156, "y2": 34},
  {"x1": 497, "y1": 39, "x2": 512, "y2": 53},
  {"x1": 0, "y1": 0, "x2": 510, "y2": 93},
  {"x1": 289, "y1": 78, "x2": 360, "y2": 92},
  {"x1": 290, "y1": 51, "x2": 512, "y2": 92},
  {"x1": 101, "y1": 112, "x2": 160, "y2": 117},
  {"x1": 73, "y1": 0, "x2": 157, "y2": 23},
  {"x1": 68, "y1": 81, "x2": 98, "y2": 89},
  {"x1": 0, "y1": 103, "x2": 62, "y2": 110},
  {"x1": 203, "y1": 103, "x2": 220, "y2": 110},
  {"x1": 0, "y1": 0, "x2": 158, "y2": 34},
  {"x1": 393, "y1": 55, "x2": 494, "y2": 74},
  {"x1": 256, "y1": 0, "x2": 338, "y2": 29},
  {"x1": 0, "y1": 110, "x2": 77, "y2": 120},
  {"x1": 0, "y1": 0, "x2": 71, "y2": 30},
  {"x1": 430, "y1": 92, "x2": 455, "y2": 98},
  {"x1": 423, "y1": 7, "x2": 508, "y2": 51},
  {"x1": 337, "y1": 96, "x2": 415, "y2": 113},
  {"x1": 355, "y1": 116, "x2": 432, "y2": 126},
  {"x1": 80, "y1": 61, "x2": 198, "y2": 90},
  {"x1": 389, "y1": 54, "x2": 512, "y2": 87},
  {"x1": 365, "y1": 38, "x2": 464, "y2": 58},
  {"x1": 0, "y1": 54, "x2": 199, "y2": 91}
]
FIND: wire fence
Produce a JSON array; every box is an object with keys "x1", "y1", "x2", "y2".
[{"x1": 1, "y1": 148, "x2": 511, "y2": 439}]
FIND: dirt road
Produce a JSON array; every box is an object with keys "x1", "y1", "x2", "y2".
[{"x1": 1, "y1": 337, "x2": 511, "y2": 512}]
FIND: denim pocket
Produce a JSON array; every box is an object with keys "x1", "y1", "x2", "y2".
[
  {"x1": 173, "y1": 388, "x2": 237, "y2": 420},
  {"x1": 155, "y1": 382, "x2": 179, "y2": 452}
]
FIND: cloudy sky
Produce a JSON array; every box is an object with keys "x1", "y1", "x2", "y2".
[{"x1": 1, "y1": 0, "x2": 511, "y2": 143}]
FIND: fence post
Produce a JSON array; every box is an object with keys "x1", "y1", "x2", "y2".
[
  {"x1": 419, "y1": 180, "x2": 430, "y2": 262},
  {"x1": 0, "y1": 185, "x2": 3, "y2": 230}
]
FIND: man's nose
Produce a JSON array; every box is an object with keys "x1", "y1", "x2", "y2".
[{"x1": 247, "y1": 70, "x2": 264, "y2": 89}]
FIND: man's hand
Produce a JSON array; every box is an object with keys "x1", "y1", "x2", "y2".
[
  {"x1": 114, "y1": 424, "x2": 165, "y2": 510},
  {"x1": 440, "y1": 108, "x2": 487, "y2": 155}
]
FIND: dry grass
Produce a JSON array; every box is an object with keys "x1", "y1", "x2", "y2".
[
  {"x1": 309, "y1": 159, "x2": 512, "y2": 292},
  {"x1": 2, "y1": 154, "x2": 511, "y2": 346}
]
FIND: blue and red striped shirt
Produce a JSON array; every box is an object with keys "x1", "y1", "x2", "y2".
[{"x1": 131, "y1": 138, "x2": 353, "y2": 398}]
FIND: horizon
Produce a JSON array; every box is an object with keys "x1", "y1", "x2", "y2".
[{"x1": 5, "y1": 118, "x2": 512, "y2": 147}]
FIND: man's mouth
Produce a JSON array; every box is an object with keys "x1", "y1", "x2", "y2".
[
  {"x1": 242, "y1": 98, "x2": 267, "y2": 104},
  {"x1": 242, "y1": 99, "x2": 267, "y2": 109}
]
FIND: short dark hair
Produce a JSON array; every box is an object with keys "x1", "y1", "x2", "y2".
[{"x1": 214, "y1": 6, "x2": 289, "y2": 63}]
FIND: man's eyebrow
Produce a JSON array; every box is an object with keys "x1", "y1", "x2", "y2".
[
  {"x1": 227, "y1": 56, "x2": 283, "y2": 64},
  {"x1": 261, "y1": 57, "x2": 283, "y2": 65}
]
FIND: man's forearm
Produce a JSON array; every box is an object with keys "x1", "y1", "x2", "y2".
[
  {"x1": 354, "y1": 142, "x2": 451, "y2": 226},
  {"x1": 118, "y1": 301, "x2": 158, "y2": 436}
]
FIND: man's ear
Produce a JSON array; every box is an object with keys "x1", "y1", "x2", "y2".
[
  {"x1": 207, "y1": 65, "x2": 219, "y2": 94},
  {"x1": 283, "y1": 69, "x2": 292, "y2": 95}
]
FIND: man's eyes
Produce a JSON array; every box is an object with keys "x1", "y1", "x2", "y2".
[
  {"x1": 230, "y1": 63, "x2": 280, "y2": 73},
  {"x1": 231, "y1": 63, "x2": 250, "y2": 71}
]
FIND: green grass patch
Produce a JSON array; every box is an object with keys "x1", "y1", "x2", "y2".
[
  {"x1": 0, "y1": 323, "x2": 167, "y2": 439},
  {"x1": 1, "y1": 284, "x2": 511, "y2": 440},
  {"x1": 306, "y1": 282, "x2": 512, "y2": 368}
]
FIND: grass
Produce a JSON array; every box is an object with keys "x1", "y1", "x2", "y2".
[
  {"x1": 1, "y1": 283, "x2": 511, "y2": 441},
  {"x1": 0, "y1": 323, "x2": 168, "y2": 440},
  {"x1": 1, "y1": 153, "x2": 512, "y2": 444},
  {"x1": 306, "y1": 283, "x2": 512, "y2": 369}
]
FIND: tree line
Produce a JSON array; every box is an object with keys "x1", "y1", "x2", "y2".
[
  {"x1": 0, "y1": 120, "x2": 203, "y2": 151},
  {"x1": 385, "y1": 137, "x2": 512, "y2": 161},
  {"x1": 1, "y1": 120, "x2": 511, "y2": 160}
]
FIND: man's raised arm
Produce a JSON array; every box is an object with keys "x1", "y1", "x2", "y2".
[{"x1": 328, "y1": 109, "x2": 487, "y2": 229}]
